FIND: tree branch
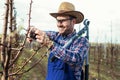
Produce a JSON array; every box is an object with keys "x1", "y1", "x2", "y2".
[
  {"x1": 8, "y1": 0, "x2": 33, "y2": 70},
  {"x1": 9, "y1": 51, "x2": 47, "y2": 76}
]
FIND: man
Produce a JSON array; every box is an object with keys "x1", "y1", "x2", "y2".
[{"x1": 28, "y1": 2, "x2": 89, "y2": 80}]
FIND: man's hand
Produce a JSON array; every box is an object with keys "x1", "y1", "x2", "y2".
[{"x1": 27, "y1": 26, "x2": 53, "y2": 48}]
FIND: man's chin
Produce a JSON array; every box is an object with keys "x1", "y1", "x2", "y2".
[{"x1": 59, "y1": 31, "x2": 64, "y2": 34}]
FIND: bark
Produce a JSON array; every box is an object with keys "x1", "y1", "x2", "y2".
[{"x1": 1, "y1": 0, "x2": 9, "y2": 80}]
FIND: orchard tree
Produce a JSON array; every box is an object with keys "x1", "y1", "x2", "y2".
[{"x1": 0, "y1": 0, "x2": 47, "y2": 80}]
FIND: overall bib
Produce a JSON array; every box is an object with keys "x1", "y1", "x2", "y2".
[{"x1": 46, "y1": 53, "x2": 76, "y2": 80}]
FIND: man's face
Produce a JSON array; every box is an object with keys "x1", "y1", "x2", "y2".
[{"x1": 56, "y1": 15, "x2": 75, "y2": 36}]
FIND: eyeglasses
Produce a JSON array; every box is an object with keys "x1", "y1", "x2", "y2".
[{"x1": 56, "y1": 18, "x2": 72, "y2": 23}]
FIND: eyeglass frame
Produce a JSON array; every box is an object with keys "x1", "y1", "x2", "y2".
[{"x1": 56, "y1": 16, "x2": 76, "y2": 23}]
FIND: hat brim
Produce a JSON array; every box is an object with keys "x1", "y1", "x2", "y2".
[{"x1": 50, "y1": 11, "x2": 84, "y2": 24}]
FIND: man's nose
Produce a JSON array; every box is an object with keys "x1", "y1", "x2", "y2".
[{"x1": 57, "y1": 22, "x2": 63, "y2": 26}]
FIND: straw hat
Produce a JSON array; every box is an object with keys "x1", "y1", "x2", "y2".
[{"x1": 50, "y1": 2, "x2": 84, "y2": 24}]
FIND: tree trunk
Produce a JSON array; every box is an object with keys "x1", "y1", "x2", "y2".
[{"x1": 0, "y1": 0, "x2": 9, "y2": 80}]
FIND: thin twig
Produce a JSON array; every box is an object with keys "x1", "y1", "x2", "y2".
[
  {"x1": 10, "y1": 46, "x2": 42, "y2": 75},
  {"x1": 9, "y1": 51, "x2": 47, "y2": 76}
]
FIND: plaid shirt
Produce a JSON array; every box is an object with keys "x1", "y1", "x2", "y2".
[{"x1": 46, "y1": 30, "x2": 89, "y2": 80}]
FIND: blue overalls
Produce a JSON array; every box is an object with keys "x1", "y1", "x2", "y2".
[{"x1": 46, "y1": 52, "x2": 76, "y2": 80}]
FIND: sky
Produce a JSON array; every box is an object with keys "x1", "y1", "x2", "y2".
[{"x1": 0, "y1": 0, "x2": 120, "y2": 44}]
